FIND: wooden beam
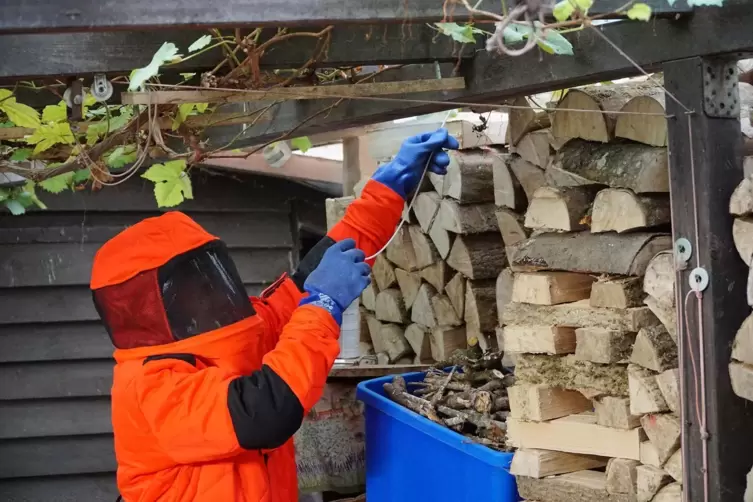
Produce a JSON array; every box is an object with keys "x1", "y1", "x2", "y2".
[
  {"x1": 202, "y1": 152, "x2": 343, "y2": 184},
  {"x1": 505, "y1": 0, "x2": 692, "y2": 18},
  {"x1": 665, "y1": 56, "x2": 753, "y2": 502}
]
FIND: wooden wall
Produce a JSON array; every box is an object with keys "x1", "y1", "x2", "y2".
[{"x1": 0, "y1": 171, "x2": 327, "y2": 500}]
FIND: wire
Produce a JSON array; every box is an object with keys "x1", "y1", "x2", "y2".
[{"x1": 365, "y1": 109, "x2": 453, "y2": 261}]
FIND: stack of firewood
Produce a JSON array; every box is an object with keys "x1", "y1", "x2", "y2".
[{"x1": 495, "y1": 84, "x2": 683, "y2": 502}]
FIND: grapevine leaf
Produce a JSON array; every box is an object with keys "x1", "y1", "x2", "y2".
[
  {"x1": 142, "y1": 159, "x2": 192, "y2": 207},
  {"x1": 553, "y1": 1, "x2": 575, "y2": 21},
  {"x1": 188, "y1": 34, "x2": 213, "y2": 53},
  {"x1": 0, "y1": 188, "x2": 9, "y2": 202},
  {"x1": 85, "y1": 107, "x2": 134, "y2": 145},
  {"x1": 502, "y1": 24, "x2": 533, "y2": 45},
  {"x1": 0, "y1": 89, "x2": 41, "y2": 129},
  {"x1": 574, "y1": 0, "x2": 594, "y2": 11},
  {"x1": 23, "y1": 181, "x2": 47, "y2": 209},
  {"x1": 42, "y1": 102, "x2": 68, "y2": 123},
  {"x1": 0, "y1": 121, "x2": 14, "y2": 128},
  {"x1": 106, "y1": 145, "x2": 139, "y2": 168},
  {"x1": 536, "y1": 28, "x2": 574, "y2": 56},
  {"x1": 128, "y1": 42, "x2": 182, "y2": 91},
  {"x1": 195, "y1": 103, "x2": 209, "y2": 113},
  {"x1": 25, "y1": 122, "x2": 75, "y2": 154},
  {"x1": 10, "y1": 148, "x2": 32, "y2": 161},
  {"x1": 39, "y1": 172, "x2": 75, "y2": 194},
  {"x1": 291, "y1": 136, "x2": 313, "y2": 153},
  {"x1": 172, "y1": 103, "x2": 196, "y2": 130},
  {"x1": 626, "y1": 3, "x2": 652, "y2": 20},
  {"x1": 5, "y1": 200, "x2": 25, "y2": 215},
  {"x1": 180, "y1": 73, "x2": 197, "y2": 80},
  {"x1": 687, "y1": 0, "x2": 723, "y2": 5},
  {"x1": 72, "y1": 169, "x2": 91, "y2": 183},
  {"x1": 435, "y1": 22, "x2": 480, "y2": 44}
]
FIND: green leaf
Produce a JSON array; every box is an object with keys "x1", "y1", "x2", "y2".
[
  {"x1": 553, "y1": 0, "x2": 575, "y2": 21},
  {"x1": 5, "y1": 200, "x2": 25, "y2": 215},
  {"x1": 194, "y1": 103, "x2": 209, "y2": 114},
  {"x1": 22, "y1": 181, "x2": 47, "y2": 210},
  {"x1": 687, "y1": 0, "x2": 723, "y2": 5},
  {"x1": 180, "y1": 73, "x2": 197, "y2": 80},
  {"x1": 85, "y1": 107, "x2": 134, "y2": 145},
  {"x1": 72, "y1": 168, "x2": 91, "y2": 183},
  {"x1": 42, "y1": 102, "x2": 67, "y2": 123},
  {"x1": 434, "y1": 22, "x2": 480, "y2": 44},
  {"x1": 0, "y1": 89, "x2": 41, "y2": 129},
  {"x1": 128, "y1": 42, "x2": 183, "y2": 91},
  {"x1": 626, "y1": 3, "x2": 652, "y2": 20},
  {"x1": 502, "y1": 24, "x2": 533, "y2": 45},
  {"x1": 0, "y1": 121, "x2": 14, "y2": 128},
  {"x1": 536, "y1": 27, "x2": 574, "y2": 56},
  {"x1": 0, "y1": 188, "x2": 9, "y2": 202},
  {"x1": 290, "y1": 136, "x2": 313, "y2": 153},
  {"x1": 574, "y1": 0, "x2": 594, "y2": 11},
  {"x1": 39, "y1": 172, "x2": 74, "y2": 194},
  {"x1": 10, "y1": 148, "x2": 32, "y2": 161},
  {"x1": 106, "y1": 145, "x2": 139, "y2": 168},
  {"x1": 188, "y1": 34, "x2": 213, "y2": 52},
  {"x1": 25, "y1": 122, "x2": 75, "y2": 154},
  {"x1": 142, "y1": 159, "x2": 192, "y2": 207}
]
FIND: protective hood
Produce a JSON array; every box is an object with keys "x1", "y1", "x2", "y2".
[{"x1": 90, "y1": 212, "x2": 255, "y2": 349}]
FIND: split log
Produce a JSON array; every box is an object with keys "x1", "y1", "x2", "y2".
[
  {"x1": 606, "y1": 458, "x2": 640, "y2": 496},
  {"x1": 524, "y1": 186, "x2": 598, "y2": 232},
  {"x1": 516, "y1": 470, "x2": 634, "y2": 502},
  {"x1": 653, "y1": 483, "x2": 682, "y2": 502},
  {"x1": 503, "y1": 326, "x2": 577, "y2": 355},
  {"x1": 630, "y1": 326, "x2": 677, "y2": 372},
  {"x1": 508, "y1": 232, "x2": 672, "y2": 276},
  {"x1": 385, "y1": 225, "x2": 418, "y2": 271},
  {"x1": 438, "y1": 199, "x2": 498, "y2": 234},
  {"x1": 445, "y1": 272, "x2": 466, "y2": 319},
  {"x1": 594, "y1": 396, "x2": 641, "y2": 430},
  {"x1": 730, "y1": 175, "x2": 753, "y2": 216},
  {"x1": 748, "y1": 266, "x2": 753, "y2": 308},
  {"x1": 502, "y1": 299, "x2": 660, "y2": 332},
  {"x1": 413, "y1": 191, "x2": 441, "y2": 233},
  {"x1": 515, "y1": 354, "x2": 629, "y2": 396},
  {"x1": 640, "y1": 441, "x2": 663, "y2": 468},
  {"x1": 380, "y1": 324, "x2": 412, "y2": 362},
  {"x1": 365, "y1": 313, "x2": 387, "y2": 354},
  {"x1": 427, "y1": 172, "x2": 444, "y2": 195},
  {"x1": 637, "y1": 465, "x2": 672, "y2": 502},
  {"x1": 492, "y1": 156, "x2": 524, "y2": 210},
  {"x1": 615, "y1": 95, "x2": 668, "y2": 146},
  {"x1": 420, "y1": 260, "x2": 449, "y2": 292},
  {"x1": 405, "y1": 323, "x2": 432, "y2": 361},
  {"x1": 591, "y1": 188, "x2": 671, "y2": 233},
  {"x1": 446, "y1": 233, "x2": 506, "y2": 280},
  {"x1": 507, "y1": 412, "x2": 642, "y2": 459},
  {"x1": 373, "y1": 254, "x2": 397, "y2": 291},
  {"x1": 511, "y1": 449, "x2": 607, "y2": 479},
  {"x1": 575, "y1": 327, "x2": 636, "y2": 364},
  {"x1": 512, "y1": 271, "x2": 595, "y2": 305},
  {"x1": 507, "y1": 95, "x2": 551, "y2": 145},
  {"x1": 546, "y1": 139, "x2": 669, "y2": 193},
  {"x1": 644, "y1": 295, "x2": 677, "y2": 344},
  {"x1": 361, "y1": 281, "x2": 378, "y2": 311},
  {"x1": 590, "y1": 277, "x2": 643, "y2": 309},
  {"x1": 431, "y1": 294, "x2": 462, "y2": 327},
  {"x1": 733, "y1": 312, "x2": 753, "y2": 365},
  {"x1": 641, "y1": 413, "x2": 681, "y2": 464},
  {"x1": 508, "y1": 155, "x2": 548, "y2": 203},
  {"x1": 428, "y1": 222, "x2": 453, "y2": 259},
  {"x1": 464, "y1": 279, "x2": 498, "y2": 334},
  {"x1": 643, "y1": 251, "x2": 675, "y2": 306},
  {"x1": 408, "y1": 225, "x2": 439, "y2": 268},
  {"x1": 325, "y1": 196, "x2": 354, "y2": 230},
  {"x1": 411, "y1": 283, "x2": 438, "y2": 328},
  {"x1": 664, "y1": 449, "x2": 683, "y2": 483},
  {"x1": 443, "y1": 150, "x2": 497, "y2": 204},
  {"x1": 358, "y1": 307, "x2": 372, "y2": 344},
  {"x1": 734, "y1": 217, "x2": 753, "y2": 264},
  {"x1": 394, "y1": 268, "x2": 421, "y2": 310},
  {"x1": 359, "y1": 341, "x2": 375, "y2": 357},
  {"x1": 495, "y1": 208, "x2": 529, "y2": 247},
  {"x1": 509, "y1": 385, "x2": 591, "y2": 421},
  {"x1": 730, "y1": 361, "x2": 753, "y2": 402},
  {"x1": 628, "y1": 364, "x2": 669, "y2": 415},
  {"x1": 376, "y1": 352, "x2": 390, "y2": 365},
  {"x1": 511, "y1": 130, "x2": 551, "y2": 169},
  {"x1": 430, "y1": 326, "x2": 467, "y2": 361},
  {"x1": 375, "y1": 289, "x2": 408, "y2": 324},
  {"x1": 496, "y1": 268, "x2": 514, "y2": 325}
]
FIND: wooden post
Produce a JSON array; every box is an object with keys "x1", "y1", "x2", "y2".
[
  {"x1": 664, "y1": 56, "x2": 753, "y2": 502},
  {"x1": 342, "y1": 137, "x2": 361, "y2": 197}
]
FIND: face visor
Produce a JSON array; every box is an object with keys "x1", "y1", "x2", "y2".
[{"x1": 93, "y1": 241, "x2": 256, "y2": 349}]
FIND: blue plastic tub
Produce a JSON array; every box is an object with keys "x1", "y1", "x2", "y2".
[{"x1": 356, "y1": 372, "x2": 520, "y2": 502}]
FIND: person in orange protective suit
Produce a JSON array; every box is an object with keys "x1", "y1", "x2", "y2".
[{"x1": 90, "y1": 128, "x2": 459, "y2": 502}]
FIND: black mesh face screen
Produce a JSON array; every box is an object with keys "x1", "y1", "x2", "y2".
[{"x1": 158, "y1": 241, "x2": 256, "y2": 340}]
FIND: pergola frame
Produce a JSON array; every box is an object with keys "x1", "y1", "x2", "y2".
[{"x1": 3, "y1": 1, "x2": 753, "y2": 500}]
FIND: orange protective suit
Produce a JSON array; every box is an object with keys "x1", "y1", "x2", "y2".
[{"x1": 90, "y1": 180, "x2": 404, "y2": 502}]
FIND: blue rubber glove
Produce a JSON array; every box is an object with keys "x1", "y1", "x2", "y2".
[
  {"x1": 298, "y1": 239, "x2": 371, "y2": 325},
  {"x1": 371, "y1": 128, "x2": 460, "y2": 199}
]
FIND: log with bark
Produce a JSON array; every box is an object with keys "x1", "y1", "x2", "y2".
[
  {"x1": 507, "y1": 95, "x2": 551, "y2": 145},
  {"x1": 511, "y1": 130, "x2": 551, "y2": 169},
  {"x1": 524, "y1": 186, "x2": 598, "y2": 232},
  {"x1": 394, "y1": 268, "x2": 421, "y2": 310},
  {"x1": 413, "y1": 191, "x2": 441, "y2": 233},
  {"x1": 492, "y1": 155, "x2": 525, "y2": 210},
  {"x1": 591, "y1": 188, "x2": 671, "y2": 233},
  {"x1": 385, "y1": 225, "x2": 419, "y2": 271},
  {"x1": 495, "y1": 208, "x2": 530, "y2": 247},
  {"x1": 511, "y1": 271, "x2": 595, "y2": 306},
  {"x1": 447, "y1": 233, "x2": 507, "y2": 280},
  {"x1": 408, "y1": 225, "x2": 439, "y2": 269},
  {"x1": 443, "y1": 150, "x2": 498, "y2": 204},
  {"x1": 590, "y1": 276, "x2": 643, "y2": 309},
  {"x1": 615, "y1": 95, "x2": 667, "y2": 147},
  {"x1": 438, "y1": 199, "x2": 499, "y2": 234},
  {"x1": 508, "y1": 154, "x2": 548, "y2": 203},
  {"x1": 730, "y1": 175, "x2": 753, "y2": 216}
]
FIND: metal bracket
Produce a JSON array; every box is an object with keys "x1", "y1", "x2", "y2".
[
  {"x1": 90, "y1": 74, "x2": 113, "y2": 102},
  {"x1": 674, "y1": 238, "x2": 692, "y2": 270},
  {"x1": 689, "y1": 267, "x2": 709, "y2": 293},
  {"x1": 703, "y1": 59, "x2": 741, "y2": 118}
]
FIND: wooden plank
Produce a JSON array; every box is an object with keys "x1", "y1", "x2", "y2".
[
  {"x1": 0, "y1": 398, "x2": 112, "y2": 439},
  {"x1": 506, "y1": 0, "x2": 692, "y2": 19},
  {"x1": 0, "y1": 244, "x2": 291, "y2": 287},
  {"x1": 0, "y1": 284, "x2": 266, "y2": 325},
  {"x1": 0, "y1": 473, "x2": 118, "y2": 501},
  {"x1": 510, "y1": 449, "x2": 607, "y2": 479},
  {"x1": 507, "y1": 412, "x2": 642, "y2": 460},
  {"x1": 0, "y1": 322, "x2": 112, "y2": 363},
  {"x1": 665, "y1": 56, "x2": 753, "y2": 502},
  {"x1": 0, "y1": 360, "x2": 114, "y2": 400},
  {"x1": 0, "y1": 435, "x2": 116, "y2": 478}
]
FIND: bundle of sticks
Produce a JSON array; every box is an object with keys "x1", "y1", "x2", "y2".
[{"x1": 382, "y1": 347, "x2": 514, "y2": 451}]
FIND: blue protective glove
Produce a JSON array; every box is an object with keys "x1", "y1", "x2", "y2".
[
  {"x1": 371, "y1": 128, "x2": 460, "y2": 199},
  {"x1": 298, "y1": 239, "x2": 371, "y2": 325}
]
